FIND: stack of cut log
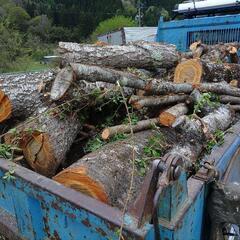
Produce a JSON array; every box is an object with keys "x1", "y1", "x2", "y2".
[{"x1": 0, "y1": 40, "x2": 239, "y2": 210}]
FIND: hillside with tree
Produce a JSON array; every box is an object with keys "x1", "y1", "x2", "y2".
[{"x1": 0, "y1": 0, "x2": 180, "y2": 73}]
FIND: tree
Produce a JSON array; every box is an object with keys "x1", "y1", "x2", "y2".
[
  {"x1": 91, "y1": 15, "x2": 137, "y2": 41},
  {"x1": 0, "y1": 23, "x2": 23, "y2": 72},
  {"x1": 7, "y1": 6, "x2": 30, "y2": 30},
  {"x1": 143, "y1": 6, "x2": 161, "y2": 26},
  {"x1": 28, "y1": 15, "x2": 51, "y2": 41}
]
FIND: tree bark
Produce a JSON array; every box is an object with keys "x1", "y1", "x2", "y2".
[
  {"x1": 174, "y1": 59, "x2": 240, "y2": 84},
  {"x1": 219, "y1": 95, "x2": 240, "y2": 105},
  {"x1": 51, "y1": 65, "x2": 134, "y2": 101},
  {"x1": 230, "y1": 105, "x2": 240, "y2": 111},
  {"x1": 58, "y1": 41, "x2": 179, "y2": 69},
  {"x1": 129, "y1": 94, "x2": 188, "y2": 109},
  {"x1": 101, "y1": 118, "x2": 159, "y2": 140},
  {"x1": 0, "y1": 71, "x2": 55, "y2": 122},
  {"x1": 170, "y1": 105, "x2": 233, "y2": 165},
  {"x1": 159, "y1": 103, "x2": 189, "y2": 127},
  {"x1": 53, "y1": 129, "x2": 176, "y2": 208},
  {"x1": 5, "y1": 106, "x2": 81, "y2": 177},
  {"x1": 190, "y1": 42, "x2": 240, "y2": 63}
]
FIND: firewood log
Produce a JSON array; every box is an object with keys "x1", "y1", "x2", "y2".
[
  {"x1": 101, "y1": 118, "x2": 159, "y2": 140},
  {"x1": 174, "y1": 59, "x2": 240, "y2": 84},
  {"x1": 190, "y1": 41, "x2": 240, "y2": 63},
  {"x1": 170, "y1": 105, "x2": 233, "y2": 165},
  {"x1": 58, "y1": 41, "x2": 179, "y2": 69},
  {"x1": 70, "y1": 63, "x2": 240, "y2": 97},
  {"x1": 159, "y1": 103, "x2": 188, "y2": 127},
  {"x1": 219, "y1": 95, "x2": 240, "y2": 105},
  {"x1": 51, "y1": 66, "x2": 133, "y2": 101},
  {"x1": 0, "y1": 71, "x2": 55, "y2": 123},
  {"x1": 53, "y1": 129, "x2": 176, "y2": 208},
  {"x1": 129, "y1": 94, "x2": 188, "y2": 109},
  {"x1": 5, "y1": 106, "x2": 81, "y2": 177}
]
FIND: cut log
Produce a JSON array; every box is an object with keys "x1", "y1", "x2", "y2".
[
  {"x1": 0, "y1": 71, "x2": 55, "y2": 122},
  {"x1": 69, "y1": 64, "x2": 240, "y2": 97},
  {"x1": 190, "y1": 42, "x2": 240, "y2": 63},
  {"x1": 5, "y1": 106, "x2": 81, "y2": 177},
  {"x1": 190, "y1": 40, "x2": 207, "y2": 58},
  {"x1": 219, "y1": 95, "x2": 240, "y2": 105},
  {"x1": 101, "y1": 118, "x2": 159, "y2": 140},
  {"x1": 58, "y1": 41, "x2": 179, "y2": 69},
  {"x1": 51, "y1": 65, "x2": 134, "y2": 101},
  {"x1": 170, "y1": 105, "x2": 233, "y2": 165},
  {"x1": 53, "y1": 129, "x2": 176, "y2": 208},
  {"x1": 230, "y1": 105, "x2": 240, "y2": 111},
  {"x1": 70, "y1": 63, "x2": 193, "y2": 94},
  {"x1": 129, "y1": 94, "x2": 188, "y2": 109},
  {"x1": 227, "y1": 46, "x2": 239, "y2": 64},
  {"x1": 174, "y1": 59, "x2": 240, "y2": 84},
  {"x1": 159, "y1": 103, "x2": 188, "y2": 127}
]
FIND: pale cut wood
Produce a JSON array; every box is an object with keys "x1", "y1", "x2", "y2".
[
  {"x1": 101, "y1": 118, "x2": 159, "y2": 140},
  {"x1": 159, "y1": 103, "x2": 188, "y2": 127},
  {"x1": 58, "y1": 41, "x2": 179, "y2": 69},
  {"x1": 5, "y1": 106, "x2": 81, "y2": 177},
  {"x1": 0, "y1": 71, "x2": 55, "y2": 122},
  {"x1": 53, "y1": 129, "x2": 176, "y2": 208},
  {"x1": 174, "y1": 59, "x2": 240, "y2": 84}
]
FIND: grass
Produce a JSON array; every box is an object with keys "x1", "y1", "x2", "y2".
[{"x1": 5, "y1": 56, "x2": 52, "y2": 73}]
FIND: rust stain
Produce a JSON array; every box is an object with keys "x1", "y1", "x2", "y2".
[
  {"x1": 53, "y1": 230, "x2": 61, "y2": 240},
  {"x1": 82, "y1": 218, "x2": 91, "y2": 228},
  {"x1": 95, "y1": 227, "x2": 107, "y2": 237},
  {"x1": 43, "y1": 216, "x2": 51, "y2": 237},
  {"x1": 51, "y1": 202, "x2": 62, "y2": 211}
]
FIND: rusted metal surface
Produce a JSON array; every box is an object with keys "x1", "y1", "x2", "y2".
[{"x1": 0, "y1": 120, "x2": 238, "y2": 239}]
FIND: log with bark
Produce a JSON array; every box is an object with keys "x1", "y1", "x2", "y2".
[
  {"x1": 5, "y1": 106, "x2": 81, "y2": 177},
  {"x1": 101, "y1": 118, "x2": 159, "y2": 140},
  {"x1": 69, "y1": 63, "x2": 240, "y2": 97},
  {"x1": 0, "y1": 71, "x2": 55, "y2": 123},
  {"x1": 189, "y1": 41, "x2": 240, "y2": 63},
  {"x1": 159, "y1": 103, "x2": 189, "y2": 127},
  {"x1": 53, "y1": 129, "x2": 176, "y2": 208},
  {"x1": 174, "y1": 59, "x2": 240, "y2": 84},
  {"x1": 170, "y1": 105, "x2": 233, "y2": 166},
  {"x1": 51, "y1": 65, "x2": 134, "y2": 101},
  {"x1": 129, "y1": 94, "x2": 188, "y2": 109},
  {"x1": 58, "y1": 41, "x2": 179, "y2": 69}
]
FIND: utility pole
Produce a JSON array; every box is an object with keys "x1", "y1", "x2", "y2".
[{"x1": 136, "y1": 0, "x2": 143, "y2": 27}]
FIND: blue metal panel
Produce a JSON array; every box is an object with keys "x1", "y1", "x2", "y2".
[
  {"x1": 157, "y1": 14, "x2": 240, "y2": 51},
  {"x1": 0, "y1": 124, "x2": 238, "y2": 239},
  {"x1": 0, "y1": 160, "x2": 147, "y2": 240},
  {"x1": 145, "y1": 179, "x2": 205, "y2": 240}
]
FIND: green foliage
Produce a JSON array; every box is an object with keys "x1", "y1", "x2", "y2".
[
  {"x1": 135, "y1": 132, "x2": 165, "y2": 176},
  {"x1": 123, "y1": 112, "x2": 139, "y2": 125},
  {"x1": 193, "y1": 93, "x2": 220, "y2": 115},
  {"x1": 7, "y1": 6, "x2": 30, "y2": 30},
  {"x1": 143, "y1": 6, "x2": 162, "y2": 26},
  {"x1": 91, "y1": 15, "x2": 137, "y2": 41},
  {"x1": 143, "y1": 132, "x2": 164, "y2": 158},
  {"x1": 85, "y1": 133, "x2": 128, "y2": 153},
  {"x1": 0, "y1": 144, "x2": 12, "y2": 159},
  {"x1": 85, "y1": 136, "x2": 105, "y2": 152},
  {"x1": 206, "y1": 130, "x2": 225, "y2": 153},
  {"x1": 3, "y1": 168, "x2": 15, "y2": 181}
]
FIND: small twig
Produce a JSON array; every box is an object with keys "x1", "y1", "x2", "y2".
[{"x1": 117, "y1": 82, "x2": 135, "y2": 240}]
